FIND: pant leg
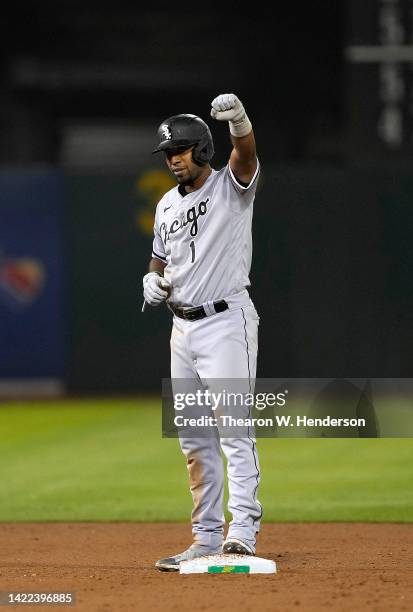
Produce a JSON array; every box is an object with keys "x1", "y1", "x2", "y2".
[
  {"x1": 170, "y1": 317, "x2": 224, "y2": 550},
  {"x1": 191, "y1": 303, "x2": 263, "y2": 553}
]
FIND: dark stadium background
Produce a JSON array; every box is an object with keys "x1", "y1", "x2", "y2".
[{"x1": 1, "y1": 0, "x2": 412, "y2": 393}]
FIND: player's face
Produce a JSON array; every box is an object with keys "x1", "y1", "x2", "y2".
[{"x1": 164, "y1": 146, "x2": 202, "y2": 186}]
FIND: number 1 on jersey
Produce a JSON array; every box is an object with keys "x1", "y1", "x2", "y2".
[{"x1": 189, "y1": 240, "x2": 196, "y2": 263}]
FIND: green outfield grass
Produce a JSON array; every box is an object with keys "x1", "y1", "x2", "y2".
[{"x1": 0, "y1": 398, "x2": 412, "y2": 522}]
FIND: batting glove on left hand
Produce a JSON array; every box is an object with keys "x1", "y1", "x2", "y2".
[
  {"x1": 211, "y1": 93, "x2": 245, "y2": 122},
  {"x1": 210, "y1": 93, "x2": 252, "y2": 137}
]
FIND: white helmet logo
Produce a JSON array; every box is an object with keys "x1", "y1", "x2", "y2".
[{"x1": 161, "y1": 124, "x2": 172, "y2": 140}]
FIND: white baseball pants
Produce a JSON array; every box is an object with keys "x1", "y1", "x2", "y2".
[{"x1": 170, "y1": 290, "x2": 262, "y2": 553}]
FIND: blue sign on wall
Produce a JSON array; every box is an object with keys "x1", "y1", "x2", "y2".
[{"x1": 0, "y1": 172, "x2": 65, "y2": 381}]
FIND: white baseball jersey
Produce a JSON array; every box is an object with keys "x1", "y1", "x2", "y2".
[{"x1": 151, "y1": 161, "x2": 260, "y2": 307}]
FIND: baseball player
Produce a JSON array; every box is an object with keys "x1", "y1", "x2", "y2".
[{"x1": 143, "y1": 93, "x2": 262, "y2": 571}]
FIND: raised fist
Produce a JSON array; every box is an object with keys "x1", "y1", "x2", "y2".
[{"x1": 210, "y1": 93, "x2": 246, "y2": 123}]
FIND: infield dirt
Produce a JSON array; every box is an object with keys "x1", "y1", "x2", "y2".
[{"x1": 0, "y1": 523, "x2": 412, "y2": 611}]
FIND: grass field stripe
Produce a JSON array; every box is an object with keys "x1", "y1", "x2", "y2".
[
  {"x1": 1, "y1": 400, "x2": 412, "y2": 521},
  {"x1": 207, "y1": 566, "x2": 250, "y2": 573}
]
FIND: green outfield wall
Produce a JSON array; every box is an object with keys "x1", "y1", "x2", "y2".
[{"x1": 66, "y1": 163, "x2": 413, "y2": 392}]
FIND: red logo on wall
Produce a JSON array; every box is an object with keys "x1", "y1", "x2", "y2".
[{"x1": 0, "y1": 256, "x2": 45, "y2": 307}]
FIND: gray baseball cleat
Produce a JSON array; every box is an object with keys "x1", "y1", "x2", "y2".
[
  {"x1": 223, "y1": 538, "x2": 255, "y2": 556},
  {"x1": 155, "y1": 544, "x2": 222, "y2": 571}
]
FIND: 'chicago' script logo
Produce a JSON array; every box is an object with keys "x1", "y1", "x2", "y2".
[{"x1": 160, "y1": 198, "x2": 209, "y2": 242}]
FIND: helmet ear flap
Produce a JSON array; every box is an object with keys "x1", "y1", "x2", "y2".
[
  {"x1": 192, "y1": 133, "x2": 215, "y2": 166},
  {"x1": 192, "y1": 143, "x2": 207, "y2": 166}
]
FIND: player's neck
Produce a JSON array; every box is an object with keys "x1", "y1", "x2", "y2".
[{"x1": 183, "y1": 166, "x2": 212, "y2": 194}]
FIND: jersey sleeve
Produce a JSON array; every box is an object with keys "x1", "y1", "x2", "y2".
[
  {"x1": 227, "y1": 158, "x2": 260, "y2": 195},
  {"x1": 221, "y1": 158, "x2": 260, "y2": 213},
  {"x1": 151, "y1": 204, "x2": 167, "y2": 263}
]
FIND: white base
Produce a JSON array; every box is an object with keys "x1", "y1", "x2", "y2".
[{"x1": 179, "y1": 554, "x2": 276, "y2": 574}]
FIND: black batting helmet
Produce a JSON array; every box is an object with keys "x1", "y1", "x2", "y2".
[{"x1": 152, "y1": 114, "x2": 214, "y2": 166}]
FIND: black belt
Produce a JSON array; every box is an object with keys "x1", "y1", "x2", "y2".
[{"x1": 169, "y1": 300, "x2": 228, "y2": 321}]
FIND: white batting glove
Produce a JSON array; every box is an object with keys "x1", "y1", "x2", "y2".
[
  {"x1": 210, "y1": 93, "x2": 252, "y2": 137},
  {"x1": 143, "y1": 272, "x2": 171, "y2": 306}
]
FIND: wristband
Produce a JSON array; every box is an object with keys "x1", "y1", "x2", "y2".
[{"x1": 229, "y1": 112, "x2": 252, "y2": 138}]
